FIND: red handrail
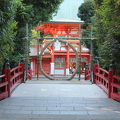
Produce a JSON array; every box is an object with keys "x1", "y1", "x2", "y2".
[
  {"x1": 111, "y1": 75, "x2": 120, "y2": 101},
  {"x1": 0, "y1": 74, "x2": 8, "y2": 100},
  {"x1": 10, "y1": 66, "x2": 24, "y2": 94},
  {"x1": 0, "y1": 64, "x2": 24, "y2": 100},
  {"x1": 93, "y1": 64, "x2": 120, "y2": 102},
  {"x1": 85, "y1": 69, "x2": 90, "y2": 80},
  {"x1": 28, "y1": 69, "x2": 32, "y2": 80},
  {"x1": 95, "y1": 67, "x2": 109, "y2": 94}
]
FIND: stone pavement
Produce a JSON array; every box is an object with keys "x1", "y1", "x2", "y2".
[
  {"x1": 0, "y1": 77, "x2": 120, "y2": 120},
  {"x1": 0, "y1": 97, "x2": 120, "y2": 120},
  {"x1": 27, "y1": 75, "x2": 92, "y2": 84},
  {"x1": 12, "y1": 84, "x2": 106, "y2": 98}
]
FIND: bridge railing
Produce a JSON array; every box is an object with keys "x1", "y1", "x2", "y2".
[
  {"x1": 28, "y1": 69, "x2": 32, "y2": 80},
  {"x1": 0, "y1": 74, "x2": 8, "y2": 100},
  {"x1": 84, "y1": 64, "x2": 90, "y2": 80},
  {"x1": 93, "y1": 63, "x2": 120, "y2": 102},
  {"x1": 111, "y1": 76, "x2": 120, "y2": 101},
  {"x1": 9, "y1": 66, "x2": 24, "y2": 94},
  {"x1": 0, "y1": 62, "x2": 25, "y2": 100},
  {"x1": 93, "y1": 65, "x2": 109, "y2": 94}
]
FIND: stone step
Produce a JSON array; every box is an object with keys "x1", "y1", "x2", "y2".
[
  {"x1": 0, "y1": 114, "x2": 120, "y2": 120},
  {"x1": 0, "y1": 97, "x2": 120, "y2": 120}
]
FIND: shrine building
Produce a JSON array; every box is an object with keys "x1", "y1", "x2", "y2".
[{"x1": 30, "y1": 19, "x2": 90, "y2": 76}]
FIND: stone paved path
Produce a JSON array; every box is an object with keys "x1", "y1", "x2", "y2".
[
  {"x1": 0, "y1": 97, "x2": 120, "y2": 120},
  {"x1": 29, "y1": 75, "x2": 92, "y2": 84},
  {"x1": 0, "y1": 78, "x2": 120, "y2": 120},
  {"x1": 12, "y1": 84, "x2": 106, "y2": 98}
]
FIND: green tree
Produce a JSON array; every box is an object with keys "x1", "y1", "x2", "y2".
[
  {"x1": 13, "y1": 0, "x2": 63, "y2": 61},
  {"x1": 78, "y1": 0, "x2": 95, "y2": 23},
  {"x1": 94, "y1": 0, "x2": 120, "y2": 73},
  {"x1": 0, "y1": 0, "x2": 63, "y2": 72},
  {"x1": 77, "y1": 0, "x2": 95, "y2": 49},
  {"x1": 0, "y1": 0, "x2": 18, "y2": 71},
  {"x1": 23, "y1": 0, "x2": 63, "y2": 25}
]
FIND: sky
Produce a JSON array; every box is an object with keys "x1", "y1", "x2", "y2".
[{"x1": 53, "y1": 0, "x2": 84, "y2": 20}]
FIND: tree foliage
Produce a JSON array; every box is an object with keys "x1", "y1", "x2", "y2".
[
  {"x1": 0, "y1": 0, "x2": 17, "y2": 71},
  {"x1": 0, "y1": 0, "x2": 63, "y2": 72},
  {"x1": 13, "y1": 0, "x2": 63, "y2": 60},
  {"x1": 94, "y1": 0, "x2": 120, "y2": 73},
  {"x1": 23, "y1": 0, "x2": 63, "y2": 25},
  {"x1": 78, "y1": 0, "x2": 120, "y2": 74},
  {"x1": 78, "y1": 0, "x2": 95, "y2": 23},
  {"x1": 77, "y1": 0, "x2": 95, "y2": 49}
]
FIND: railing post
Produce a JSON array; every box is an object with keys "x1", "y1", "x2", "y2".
[
  {"x1": 28, "y1": 63, "x2": 32, "y2": 80},
  {"x1": 108, "y1": 63, "x2": 114, "y2": 98},
  {"x1": 85, "y1": 64, "x2": 89, "y2": 80},
  {"x1": 4, "y1": 58, "x2": 11, "y2": 97},
  {"x1": 18, "y1": 57, "x2": 25, "y2": 82},
  {"x1": 93, "y1": 57, "x2": 99, "y2": 84}
]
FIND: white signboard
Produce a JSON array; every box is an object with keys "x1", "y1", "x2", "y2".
[
  {"x1": 54, "y1": 69, "x2": 64, "y2": 75},
  {"x1": 55, "y1": 40, "x2": 61, "y2": 50}
]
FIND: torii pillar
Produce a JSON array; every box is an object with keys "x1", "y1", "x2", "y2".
[{"x1": 66, "y1": 46, "x2": 70, "y2": 75}]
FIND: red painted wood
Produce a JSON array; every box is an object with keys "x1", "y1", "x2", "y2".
[
  {"x1": 93, "y1": 64, "x2": 120, "y2": 102},
  {"x1": 85, "y1": 70, "x2": 90, "y2": 80},
  {"x1": 5, "y1": 68, "x2": 11, "y2": 97},
  {"x1": 66, "y1": 46, "x2": 70, "y2": 68},
  {"x1": 33, "y1": 58, "x2": 36, "y2": 76},
  {"x1": 10, "y1": 66, "x2": 24, "y2": 94},
  {"x1": 108, "y1": 70, "x2": 113, "y2": 98},
  {"x1": 41, "y1": 58, "x2": 51, "y2": 75},
  {"x1": 28, "y1": 69, "x2": 32, "y2": 80},
  {"x1": 35, "y1": 58, "x2": 37, "y2": 76},
  {"x1": 93, "y1": 64, "x2": 99, "y2": 84},
  {"x1": 0, "y1": 74, "x2": 8, "y2": 100},
  {"x1": 51, "y1": 43, "x2": 54, "y2": 63},
  {"x1": 111, "y1": 75, "x2": 120, "y2": 101},
  {"x1": 0, "y1": 64, "x2": 25, "y2": 100}
]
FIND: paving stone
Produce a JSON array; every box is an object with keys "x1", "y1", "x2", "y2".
[
  {"x1": 32, "y1": 111, "x2": 60, "y2": 115},
  {"x1": 74, "y1": 106, "x2": 89, "y2": 111},
  {"x1": 47, "y1": 106, "x2": 73, "y2": 111},
  {"x1": 22, "y1": 106, "x2": 47, "y2": 111},
  {"x1": 12, "y1": 83, "x2": 107, "y2": 98},
  {"x1": 0, "y1": 78, "x2": 120, "y2": 120},
  {"x1": 1, "y1": 110, "x2": 32, "y2": 114},
  {"x1": 1, "y1": 114, "x2": 120, "y2": 120},
  {"x1": 88, "y1": 110, "x2": 120, "y2": 115},
  {"x1": 60, "y1": 111, "x2": 88, "y2": 115}
]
